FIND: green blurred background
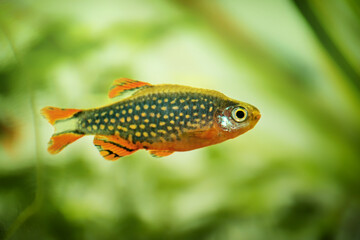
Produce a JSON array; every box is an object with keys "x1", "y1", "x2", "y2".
[{"x1": 1, "y1": 0, "x2": 360, "y2": 239}]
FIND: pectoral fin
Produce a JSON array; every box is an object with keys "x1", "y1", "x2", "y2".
[
  {"x1": 186, "y1": 127, "x2": 219, "y2": 139},
  {"x1": 108, "y1": 78, "x2": 151, "y2": 99},
  {"x1": 93, "y1": 135, "x2": 137, "y2": 160}
]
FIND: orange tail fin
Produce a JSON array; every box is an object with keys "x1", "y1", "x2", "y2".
[
  {"x1": 48, "y1": 132, "x2": 84, "y2": 154},
  {"x1": 41, "y1": 107, "x2": 82, "y2": 125},
  {"x1": 41, "y1": 106, "x2": 84, "y2": 154}
]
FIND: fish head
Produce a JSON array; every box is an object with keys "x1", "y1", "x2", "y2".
[{"x1": 215, "y1": 100, "x2": 261, "y2": 138}]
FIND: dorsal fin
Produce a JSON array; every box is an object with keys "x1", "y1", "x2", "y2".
[{"x1": 108, "y1": 78, "x2": 151, "y2": 99}]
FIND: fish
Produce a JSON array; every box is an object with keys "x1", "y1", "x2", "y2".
[{"x1": 41, "y1": 78, "x2": 261, "y2": 160}]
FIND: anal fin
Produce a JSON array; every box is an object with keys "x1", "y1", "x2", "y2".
[
  {"x1": 108, "y1": 78, "x2": 151, "y2": 99},
  {"x1": 93, "y1": 135, "x2": 137, "y2": 160},
  {"x1": 149, "y1": 150, "x2": 174, "y2": 158}
]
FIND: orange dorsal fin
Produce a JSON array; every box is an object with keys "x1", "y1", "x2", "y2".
[
  {"x1": 48, "y1": 132, "x2": 84, "y2": 154},
  {"x1": 41, "y1": 107, "x2": 81, "y2": 125},
  {"x1": 149, "y1": 150, "x2": 174, "y2": 158},
  {"x1": 108, "y1": 78, "x2": 151, "y2": 99},
  {"x1": 93, "y1": 135, "x2": 138, "y2": 160}
]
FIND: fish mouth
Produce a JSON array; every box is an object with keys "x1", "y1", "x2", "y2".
[{"x1": 252, "y1": 108, "x2": 261, "y2": 122}]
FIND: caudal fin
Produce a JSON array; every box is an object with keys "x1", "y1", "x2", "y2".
[
  {"x1": 41, "y1": 107, "x2": 82, "y2": 125},
  {"x1": 47, "y1": 132, "x2": 84, "y2": 154},
  {"x1": 41, "y1": 106, "x2": 84, "y2": 154}
]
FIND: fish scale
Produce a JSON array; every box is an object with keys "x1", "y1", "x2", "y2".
[
  {"x1": 78, "y1": 92, "x2": 216, "y2": 144},
  {"x1": 41, "y1": 78, "x2": 260, "y2": 160}
]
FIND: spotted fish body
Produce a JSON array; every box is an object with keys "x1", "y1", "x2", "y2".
[{"x1": 41, "y1": 78, "x2": 261, "y2": 160}]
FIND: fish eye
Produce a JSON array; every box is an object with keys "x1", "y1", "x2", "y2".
[{"x1": 231, "y1": 107, "x2": 247, "y2": 122}]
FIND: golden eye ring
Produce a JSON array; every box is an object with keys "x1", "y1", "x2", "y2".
[{"x1": 231, "y1": 107, "x2": 247, "y2": 122}]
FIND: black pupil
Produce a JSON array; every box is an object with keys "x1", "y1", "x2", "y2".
[{"x1": 236, "y1": 110, "x2": 245, "y2": 119}]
